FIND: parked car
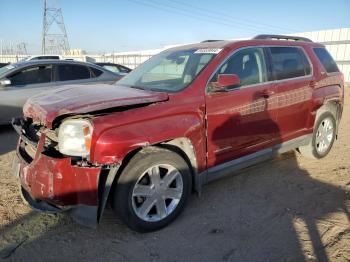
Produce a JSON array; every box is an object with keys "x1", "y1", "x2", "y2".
[
  {"x1": 95, "y1": 62, "x2": 132, "y2": 74},
  {"x1": 0, "y1": 60, "x2": 122, "y2": 124},
  {"x1": 18, "y1": 55, "x2": 63, "y2": 61},
  {"x1": 0, "y1": 62, "x2": 9, "y2": 68},
  {"x1": 13, "y1": 35, "x2": 344, "y2": 232}
]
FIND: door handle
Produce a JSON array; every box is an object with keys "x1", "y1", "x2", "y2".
[{"x1": 259, "y1": 89, "x2": 275, "y2": 98}]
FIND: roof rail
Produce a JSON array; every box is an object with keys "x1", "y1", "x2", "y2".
[
  {"x1": 201, "y1": 40, "x2": 223, "y2": 43},
  {"x1": 253, "y1": 34, "x2": 313, "y2": 43}
]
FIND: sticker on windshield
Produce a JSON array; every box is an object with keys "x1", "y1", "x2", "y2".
[{"x1": 195, "y1": 48, "x2": 222, "y2": 54}]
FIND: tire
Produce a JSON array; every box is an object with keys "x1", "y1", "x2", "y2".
[
  {"x1": 298, "y1": 111, "x2": 336, "y2": 159},
  {"x1": 111, "y1": 146, "x2": 192, "y2": 232}
]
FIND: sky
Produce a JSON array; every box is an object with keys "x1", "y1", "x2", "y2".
[{"x1": 0, "y1": 0, "x2": 350, "y2": 54}]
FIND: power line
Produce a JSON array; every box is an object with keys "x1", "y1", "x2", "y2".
[
  {"x1": 154, "y1": 0, "x2": 277, "y2": 33},
  {"x1": 126, "y1": 0, "x2": 265, "y2": 34},
  {"x1": 166, "y1": 0, "x2": 300, "y2": 33}
]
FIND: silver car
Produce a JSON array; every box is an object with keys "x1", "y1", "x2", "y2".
[{"x1": 0, "y1": 60, "x2": 122, "y2": 124}]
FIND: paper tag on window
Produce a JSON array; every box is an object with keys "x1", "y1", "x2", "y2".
[{"x1": 195, "y1": 48, "x2": 222, "y2": 54}]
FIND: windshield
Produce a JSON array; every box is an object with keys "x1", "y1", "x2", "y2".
[{"x1": 117, "y1": 48, "x2": 220, "y2": 92}]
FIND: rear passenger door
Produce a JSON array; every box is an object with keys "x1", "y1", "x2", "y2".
[{"x1": 268, "y1": 46, "x2": 313, "y2": 140}]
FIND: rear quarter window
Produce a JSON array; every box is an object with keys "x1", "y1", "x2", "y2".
[
  {"x1": 90, "y1": 67, "x2": 103, "y2": 77},
  {"x1": 313, "y1": 48, "x2": 339, "y2": 73},
  {"x1": 269, "y1": 47, "x2": 311, "y2": 80}
]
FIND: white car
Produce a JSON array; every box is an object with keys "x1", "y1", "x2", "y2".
[{"x1": 19, "y1": 55, "x2": 63, "y2": 62}]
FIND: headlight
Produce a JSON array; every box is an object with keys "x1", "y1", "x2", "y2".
[{"x1": 58, "y1": 119, "x2": 93, "y2": 157}]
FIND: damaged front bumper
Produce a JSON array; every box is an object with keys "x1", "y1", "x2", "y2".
[{"x1": 12, "y1": 118, "x2": 119, "y2": 228}]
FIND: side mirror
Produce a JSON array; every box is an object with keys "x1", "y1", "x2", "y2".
[
  {"x1": 217, "y1": 74, "x2": 240, "y2": 88},
  {"x1": 0, "y1": 78, "x2": 11, "y2": 87}
]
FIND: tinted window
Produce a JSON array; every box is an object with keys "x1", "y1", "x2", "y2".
[
  {"x1": 32, "y1": 56, "x2": 60, "y2": 60},
  {"x1": 210, "y1": 47, "x2": 268, "y2": 87},
  {"x1": 269, "y1": 47, "x2": 311, "y2": 80},
  {"x1": 9, "y1": 65, "x2": 52, "y2": 86},
  {"x1": 313, "y1": 48, "x2": 339, "y2": 73},
  {"x1": 58, "y1": 64, "x2": 91, "y2": 81},
  {"x1": 90, "y1": 67, "x2": 103, "y2": 77}
]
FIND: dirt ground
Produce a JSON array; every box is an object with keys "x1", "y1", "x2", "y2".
[{"x1": 0, "y1": 90, "x2": 349, "y2": 262}]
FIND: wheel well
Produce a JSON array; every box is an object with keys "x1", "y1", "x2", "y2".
[
  {"x1": 112, "y1": 138, "x2": 198, "y2": 193},
  {"x1": 317, "y1": 101, "x2": 338, "y2": 118},
  {"x1": 317, "y1": 101, "x2": 341, "y2": 138},
  {"x1": 158, "y1": 138, "x2": 198, "y2": 192}
]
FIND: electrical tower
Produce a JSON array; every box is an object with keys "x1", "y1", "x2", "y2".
[{"x1": 41, "y1": 0, "x2": 70, "y2": 54}]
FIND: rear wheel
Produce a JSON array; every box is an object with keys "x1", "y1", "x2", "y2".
[
  {"x1": 112, "y1": 147, "x2": 192, "y2": 232},
  {"x1": 298, "y1": 111, "x2": 336, "y2": 159}
]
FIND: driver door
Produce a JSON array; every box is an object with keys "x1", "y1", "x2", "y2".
[{"x1": 205, "y1": 47, "x2": 278, "y2": 167}]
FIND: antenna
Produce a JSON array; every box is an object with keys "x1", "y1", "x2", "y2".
[{"x1": 41, "y1": 0, "x2": 70, "y2": 54}]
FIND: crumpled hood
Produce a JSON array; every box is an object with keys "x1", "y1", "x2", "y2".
[{"x1": 23, "y1": 84, "x2": 168, "y2": 128}]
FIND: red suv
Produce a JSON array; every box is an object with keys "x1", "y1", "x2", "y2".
[{"x1": 13, "y1": 35, "x2": 344, "y2": 232}]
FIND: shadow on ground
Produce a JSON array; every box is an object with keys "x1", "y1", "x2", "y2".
[{"x1": 1, "y1": 151, "x2": 349, "y2": 262}]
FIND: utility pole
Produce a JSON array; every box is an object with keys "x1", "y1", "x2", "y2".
[{"x1": 41, "y1": 0, "x2": 70, "y2": 54}]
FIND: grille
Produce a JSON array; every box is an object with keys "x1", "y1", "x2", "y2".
[{"x1": 14, "y1": 117, "x2": 60, "y2": 163}]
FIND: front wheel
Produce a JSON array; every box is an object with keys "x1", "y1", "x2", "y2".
[
  {"x1": 112, "y1": 147, "x2": 192, "y2": 232},
  {"x1": 298, "y1": 111, "x2": 336, "y2": 159}
]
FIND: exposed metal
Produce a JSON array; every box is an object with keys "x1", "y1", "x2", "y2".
[{"x1": 42, "y1": 0, "x2": 70, "y2": 54}]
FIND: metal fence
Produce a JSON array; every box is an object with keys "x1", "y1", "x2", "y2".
[{"x1": 1, "y1": 28, "x2": 350, "y2": 83}]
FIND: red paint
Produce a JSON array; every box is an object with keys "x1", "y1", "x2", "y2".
[
  {"x1": 16, "y1": 39, "x2": 344, "y2": 212},
  {"x1": 19, "y1": 133, "x2": 101, "y2": 206},
  {"x1": 23, "y1": 84, "x2": 169, "y2": 128}
]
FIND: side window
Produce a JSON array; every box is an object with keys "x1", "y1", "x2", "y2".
[
  {"x1": 31, "y1": 56, "x2": 59, "y2": 60},
  {"x1": 8, "y1": 65, "x2": 52, "y2": 86},
  {"x1": 269, "y1": 47, "x2": 311, "y2": 80},
  {"x1": 58, "y1": 64, "x2": 91, "y2": 81},
  {"x1": 90, "y1": 67, "x2": 103, "y2": 77},
  {"x1": 313, "y1": 48, "x2": 339, "y2": 73},
  {"x1": 210, "y1": 47, "x2": 268, "y2": 88}
]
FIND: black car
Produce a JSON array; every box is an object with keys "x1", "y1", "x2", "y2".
[{"x1": 95, "y1": 62, "x2": 131, "y2": 74}]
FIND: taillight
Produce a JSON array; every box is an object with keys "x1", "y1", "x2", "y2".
[{"x1": 340, "y1": 72, "x2": 344, "y2": 82}]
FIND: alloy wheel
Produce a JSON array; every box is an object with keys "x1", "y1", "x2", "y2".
[{"x1": 131, "y1": 164, "x2": 183, "y2": 222}]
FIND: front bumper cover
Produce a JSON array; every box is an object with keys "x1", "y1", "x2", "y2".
[{"x1": 13, "y1": 117, "x2": 121, "y2": 228}]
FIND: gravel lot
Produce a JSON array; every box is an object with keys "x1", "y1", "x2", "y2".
[{"x1": 0, "y1": 89, "x2": 349, "y2": 262}]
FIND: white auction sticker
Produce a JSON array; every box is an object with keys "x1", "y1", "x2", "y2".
[{"x1": 194, "y1": 48, "x2": 222, "y2": 54}]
